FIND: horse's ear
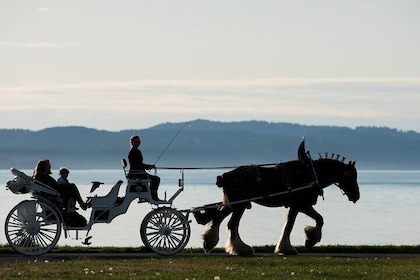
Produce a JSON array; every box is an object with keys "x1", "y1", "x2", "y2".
[{"x1": 298, "y1": 139, "x2": 311, "y2": 166}]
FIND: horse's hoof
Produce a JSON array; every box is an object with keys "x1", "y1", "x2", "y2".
[
  {"x1": 201, "y1": 226, "x2": 220, "y2": 253},
  {"x1": 225, "y1": 245, "x2": 254, "y2": 256},
  {"x1": 275, "y1": 247, "x2": 298, "y2": 255},
  {"x1": 203, "y1": 241, "x2": 213, "y2": 253},
  {"x1": 224, "y1": 235, "x2": 254, "y2": 256},
  {"x1": 305, "y1": 239, "x2": 317, "y2": 248},
  {"x1": 203, "y1": 238, "x2": 219, "y2": 253},
  {"x1": 239, "y1": 245, "x2": 254, "y2": 256},
  {"x1": 304, "y1": 226, "x2": 322, "y2": 248}
]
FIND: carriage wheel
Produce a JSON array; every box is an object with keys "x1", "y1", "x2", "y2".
[
  {"x1": 140, "y1": 208, "x2": 190, "y2": 256},
  {"x1": 4, "y1": 200, "x2": 62, "y2": 256}
]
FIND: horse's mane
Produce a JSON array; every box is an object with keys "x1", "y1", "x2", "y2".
[{"x1": 298, "y1": 139, "x2": 355, "y2": 166}]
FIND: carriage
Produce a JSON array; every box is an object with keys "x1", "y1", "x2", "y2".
[
  {"x1": 4, "y1": 160, "x2": 191, "y2": 256},
  {"x1": 4, "y1": 140, "x2": 360, "y2": 256}
]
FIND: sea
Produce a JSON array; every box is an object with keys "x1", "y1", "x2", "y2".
[{"x1": 1, "y1": 168, "x2": 419, "y2": 249}]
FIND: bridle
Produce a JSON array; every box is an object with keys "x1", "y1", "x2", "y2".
[{"x1": 334, "y1": 182, "x2": 346, "y2": 196}]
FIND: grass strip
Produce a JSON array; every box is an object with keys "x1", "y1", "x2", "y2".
[{"x1": 1, "y1": 254, "x2": 419, "y2": 280}]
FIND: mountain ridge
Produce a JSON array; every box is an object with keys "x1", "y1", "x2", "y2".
[{"x1": 0, "y1": 119, "x2": 419, "y2": 170}]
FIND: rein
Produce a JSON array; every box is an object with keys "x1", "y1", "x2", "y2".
[
  {"x1": 187, "y1": 181, "x2": 320, "y2": 213},
  {"x1": 157, "y1": 163, "x2": 280, "y2": 170},
  {"x1": 334, "y1": 182, "x2": 346, "y2": 196}
]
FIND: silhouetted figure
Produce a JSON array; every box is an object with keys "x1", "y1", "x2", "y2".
[{"x1": 128, "y1": 135, "x2": 161, "y2": 201}]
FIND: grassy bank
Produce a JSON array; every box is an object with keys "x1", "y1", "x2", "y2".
[
  {"x1": 1, "y1": 253, "x2": 419, "y2": 280},
  {"x1": 1, "y1": 245, "x2": 419, "y2": 279}
]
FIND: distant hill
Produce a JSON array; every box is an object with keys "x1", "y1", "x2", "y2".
[{"x1": 0, "y1": 119, "x2": 419, "y2": 170}]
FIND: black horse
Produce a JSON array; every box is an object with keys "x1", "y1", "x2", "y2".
[{"x1": 197, "y1": 140, "x2": 360, "y2": 255}]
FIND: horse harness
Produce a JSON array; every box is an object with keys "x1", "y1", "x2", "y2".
[
  {"x1": 277, "y1": 162, "x2": 324, "y2": 200},
  {"x1": 233, "y1": 163, "x2": 324, "y2": 201}
]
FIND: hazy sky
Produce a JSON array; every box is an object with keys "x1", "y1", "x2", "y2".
[{"x1": 1, "y1": 0, "x2": 419, "y2": 132}]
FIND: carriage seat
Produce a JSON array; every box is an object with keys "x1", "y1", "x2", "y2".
[
  {"x1": 121, "y1": 158, "x2": 148, "y2": 177},
  {"x1": 89, "y1": 180, "x2": 124, "y2": 208},
  {"x1": 32, "y1": 180, "x2": 61, "y2": 196},
  {"x1": 121, "y1": 158, "x2": 152, "y2": 185}
]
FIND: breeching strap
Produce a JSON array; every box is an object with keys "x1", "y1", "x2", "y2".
[{"x1": 184, "y1": 181, "x2": 319, "y2": 213}]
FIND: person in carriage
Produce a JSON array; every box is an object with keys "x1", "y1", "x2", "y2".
[
  {"x1": 57, "y1": 167, "x2": 70, "y2": 184},
  {"x1": 57, "y1": 167, "x2": 81, "y2": 213},
  {"x1": 128, "y1": 135, "x2": 161, "y2": 201},
  {"x1": 33, "y1": 159, "x2": 87, "y2": 212}
]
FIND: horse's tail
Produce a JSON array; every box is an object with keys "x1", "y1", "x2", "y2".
[
  {"x1": 217, "y1": 176, "x2": 230, "y2": 204},
  {"x1": 222, "y1": 193, "x2": 229, "y2": 205}
]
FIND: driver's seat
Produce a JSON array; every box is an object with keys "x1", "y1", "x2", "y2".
[{"x1": 121, "y1": 159, "x2": 151, "y2": 181}]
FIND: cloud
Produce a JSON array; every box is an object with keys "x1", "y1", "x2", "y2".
[
  {"x1": 0, "y1": 42, "x2": 81, "y2": 48},
  {"x1": 4, "y1": 76, "x2": 419, "y2": 92},
  {"x1": 37, "y1": 7, "x2": 50, "y2": 13},
  {"x1": 0, "y1": 77, "x2": 419, "y2": 131}
]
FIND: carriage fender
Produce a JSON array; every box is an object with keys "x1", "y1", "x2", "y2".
[
  {"x1": 6, "y1": 180, "x2": 29, "y2": 194},
  {"x1": 7, "y1": 168, "x2": 31, "y2": 194}
]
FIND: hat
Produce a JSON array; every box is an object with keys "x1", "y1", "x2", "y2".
[{"x1": 59, "y1": 167, "x2": 70, "y2": 176}]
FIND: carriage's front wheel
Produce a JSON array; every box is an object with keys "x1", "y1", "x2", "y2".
[
  {"x1": 5, "y1": 200, "x2": 62, "y2": 256},
  {"x1": 140, "y1": 208, "x2": 190, "y2": 256}
]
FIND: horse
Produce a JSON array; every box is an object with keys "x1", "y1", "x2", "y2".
[{"x1": 195, "y1": 140, "x2": 360, "y2": 255}]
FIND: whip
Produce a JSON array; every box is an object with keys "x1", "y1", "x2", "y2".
[{"x1": 153, "y1": 122, "x2": 190, "y2": 166}]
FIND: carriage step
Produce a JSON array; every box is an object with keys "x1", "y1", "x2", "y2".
[{"x1": 82, "y1": 236, "x2": 92, "y2": 246}]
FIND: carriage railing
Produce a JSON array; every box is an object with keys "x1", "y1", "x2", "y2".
[{"x1": 165, "y1": 168, "x2": 184, "y2": 204}]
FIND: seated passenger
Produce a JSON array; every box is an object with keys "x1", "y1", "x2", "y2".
[
  {"x1": 33, "y1": 159, "x2": 87, "y2": 211},
  {"x1": 128, "y1": 135, "x2": 161, "y2": 201},
  {"x1": 57, "y1": 167, "x2": 77, "y2": 212},
  {"x1": 57, "y1": 167, "x2": 70, "y2": 184}
]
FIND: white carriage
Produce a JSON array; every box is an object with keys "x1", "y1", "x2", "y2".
[{"x1": 4, "y1": 161, "x2": 191, "y2": 256}]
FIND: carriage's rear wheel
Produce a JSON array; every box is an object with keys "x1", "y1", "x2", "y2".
[
  {"x1": 5, "y1": 200, "x2": 62, "y2": 256},
  {"x1": 140, "y1": 208, "x2": 190, "y2": 256}
]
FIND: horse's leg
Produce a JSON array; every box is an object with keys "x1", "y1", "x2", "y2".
[
  {"x1": 225, "y1": 204, "x2": 254, "y2": 255},
  {"x1": 275, "y1": 207, "x2": 299, "y2": 255},
  {"x1": 201, "y1": 205, "x2": 232, "y2": 253},
  {"x1": 301, "y1": 206, "x2": 324, "y2": 248}
]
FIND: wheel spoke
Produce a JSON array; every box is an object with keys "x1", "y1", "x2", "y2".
[
  {"x1": 38, "y1": 230, "x2": 56, "y2": 244},
  {"x1": 147, "y1": 232, "x2": 162, "y2": 245},
  {"x1": 166, "y1": 235, "x2": 178, "y2": 249},
  {"x1": 9, "y1": 212, "x2": 26, "y2": 224}
]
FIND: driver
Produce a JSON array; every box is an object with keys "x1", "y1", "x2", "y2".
[{"x1": 128, "y1": 135, "x2": 161, "y2": 201}]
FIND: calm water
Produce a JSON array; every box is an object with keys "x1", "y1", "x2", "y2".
[{"x1": 1, "y1": 169, "x2": 419, "y2": 248}]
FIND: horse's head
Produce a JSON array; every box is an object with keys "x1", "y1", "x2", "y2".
[
  {"x1": 336, "y1": 161, "x2": 360, "y2": 203},
  {"x1": 314, "y1": 158, "x2": 360, "y2": 203},
  {"x1": 298, "y1": 140, "x2": 360, "y2": 203}
]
